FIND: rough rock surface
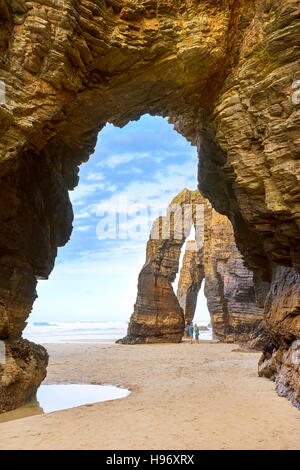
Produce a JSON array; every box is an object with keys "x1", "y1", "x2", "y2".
[
  {"x1": 120, "y1": 189, "x2": 263, "y2": 343},
  {"x1": 204, "y1": 207, "x2": 264, "y2": 342},
  {"x1": 0, "y1": 339, "x2": 48, "y2": 413},
  {"x1": 258, "y1": 266, "x2": 300, "y2": 407},
  {"x1": 259, "y1": 340, "x2": 300, "y2": 410},
  {"x1": 0, "y1": 0, "x2": 299, "y2": 404}
]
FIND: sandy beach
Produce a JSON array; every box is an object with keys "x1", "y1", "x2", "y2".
[{"x1": 0, "y1": 341, "x2": 299, "y2": 450}]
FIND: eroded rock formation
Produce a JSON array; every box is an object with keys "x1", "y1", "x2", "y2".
[
  {"x1": 0, "y1": 339, "x2": 48, "y2": 413},
  {"x1": 119, "y1": 189, "x2": 202, "y2": 343},
  {"x1": 203, "y1": 207, "x2": 264, "y2": 342},
  {"x1": 258, "y1": 266, "x2": 300, "y2": 408},
  {"x1": 120, "y1": 189, "x2": 263, "y2": 344},
  {"x1": 0, "y1": 0, "x2": 299, "y2": 407}
]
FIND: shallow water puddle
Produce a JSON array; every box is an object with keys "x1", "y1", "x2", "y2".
[
  {"x1": 0, "y1": 383, "x2": 130, "y2": 423},
  {"x1": 38, "y1": 383, "x2": 130, "y2": 412}
]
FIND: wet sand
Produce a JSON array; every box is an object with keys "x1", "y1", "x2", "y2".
[{"x1": 0, "y1": 342, "x2": 299, "y2": 450}]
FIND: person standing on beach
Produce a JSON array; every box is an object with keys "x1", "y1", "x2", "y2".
[
  {"x1": 187, "y1": 323, "x2": 194, "y2": 343},
  {"x1": 194, "y1": 323, "x2": 200, "y2": 343}
]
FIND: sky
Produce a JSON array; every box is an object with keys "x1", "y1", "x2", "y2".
[{"x1": 28, "y1": 114, "x2": 210, "y2": 323}]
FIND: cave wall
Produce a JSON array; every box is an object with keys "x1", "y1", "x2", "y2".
[
  {"x1": 258, "y1": 265, "x2": 300, "y2": 408},
  {"x1": 0, "y1": 0, "x2": 299, "y2": 408}
]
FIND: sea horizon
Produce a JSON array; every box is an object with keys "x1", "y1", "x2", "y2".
[{"x1": 23, "y1": 320, "x2": 212, "y2": 344}]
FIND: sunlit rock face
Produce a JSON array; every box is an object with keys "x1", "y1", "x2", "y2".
[
  {"x1": 0, "y1": 0, "x2": 299, "y2": 406},
  {"x1": 120, "y1": 189, "x2": 263, "y2": 344}
]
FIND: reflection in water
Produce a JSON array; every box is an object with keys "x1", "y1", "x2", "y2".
[
  {"x1": 38, "y1": 383, "x2": 130, "y2": 413},
  {"x1": 0, "y1": 383, "x2": 130, "y2": 423}
]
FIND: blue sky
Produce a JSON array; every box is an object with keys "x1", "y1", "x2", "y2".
[{"x1": 29, "y1": 115, "x2": 210, "y2": 323}]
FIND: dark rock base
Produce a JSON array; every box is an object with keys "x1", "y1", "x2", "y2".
[{"x1": 0, "y1": 339, "x2": 48, "y2": 413}]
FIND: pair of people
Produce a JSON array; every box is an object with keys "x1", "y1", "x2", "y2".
[{"x1": 186, "y1": 323, "x2": 200, "y2": 343}]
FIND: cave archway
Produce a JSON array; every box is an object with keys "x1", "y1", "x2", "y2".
[
  {"x1": 1, "y1": 0, "x2": 299, "y2": 339},
  {"x1": 0, "y1": 0, "x2": 300, "y2": 410}
]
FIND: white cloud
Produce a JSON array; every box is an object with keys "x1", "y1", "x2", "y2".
[
  {"x1": 69, "y1": 182, "x2": 116, "y2": 206},
  {"x1": 74, "y1": 211, "x2": 91, "y2": 220},
  {"x1": 118, "y1": 167, "x2": 143, "y2": 175},
  {"x1": 97, "y1": 152, "x2": 150, "y2": 169},
  {"x1": 76, "y1": 225, "x2": 93, "y2": 232},
  {"x1": 86, "y1": 172, "x2": 104, "y2": 181},
  {"x1": 69, "y1": 182, "x2": 105, "y2": 203}
]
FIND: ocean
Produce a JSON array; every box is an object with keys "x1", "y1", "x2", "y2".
[
  {"x1": 23, "y1": 321, "x2": 212, "y2": 344},
  {"x1": 23, "y1": 321, "x2": 128, "y2": 344}
]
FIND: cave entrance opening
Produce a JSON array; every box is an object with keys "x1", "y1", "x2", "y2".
[{"x1": 23, "y1": 114, "x2": 204, "y2": 344}]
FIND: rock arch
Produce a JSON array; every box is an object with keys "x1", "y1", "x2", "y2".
[
  {"x1": 119, "y1": 188, "x2": 204, "y2": 344},
  {"x1": 0, "y1": 0, "x2": 299, "y2": 409}
]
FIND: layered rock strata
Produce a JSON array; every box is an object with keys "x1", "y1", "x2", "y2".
[
  {"x1": 258, "y1": 266, "x2": 300, "y2": 408},
  {"x1": 120, "y1": 189, "x2": 263, "y2": 344},
  {"x1": 119, "y1": 189, "x2": 203, "y2": 343},
  {"x1": 0, "y1": 0, "x2": 299, "y2": 406}
]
